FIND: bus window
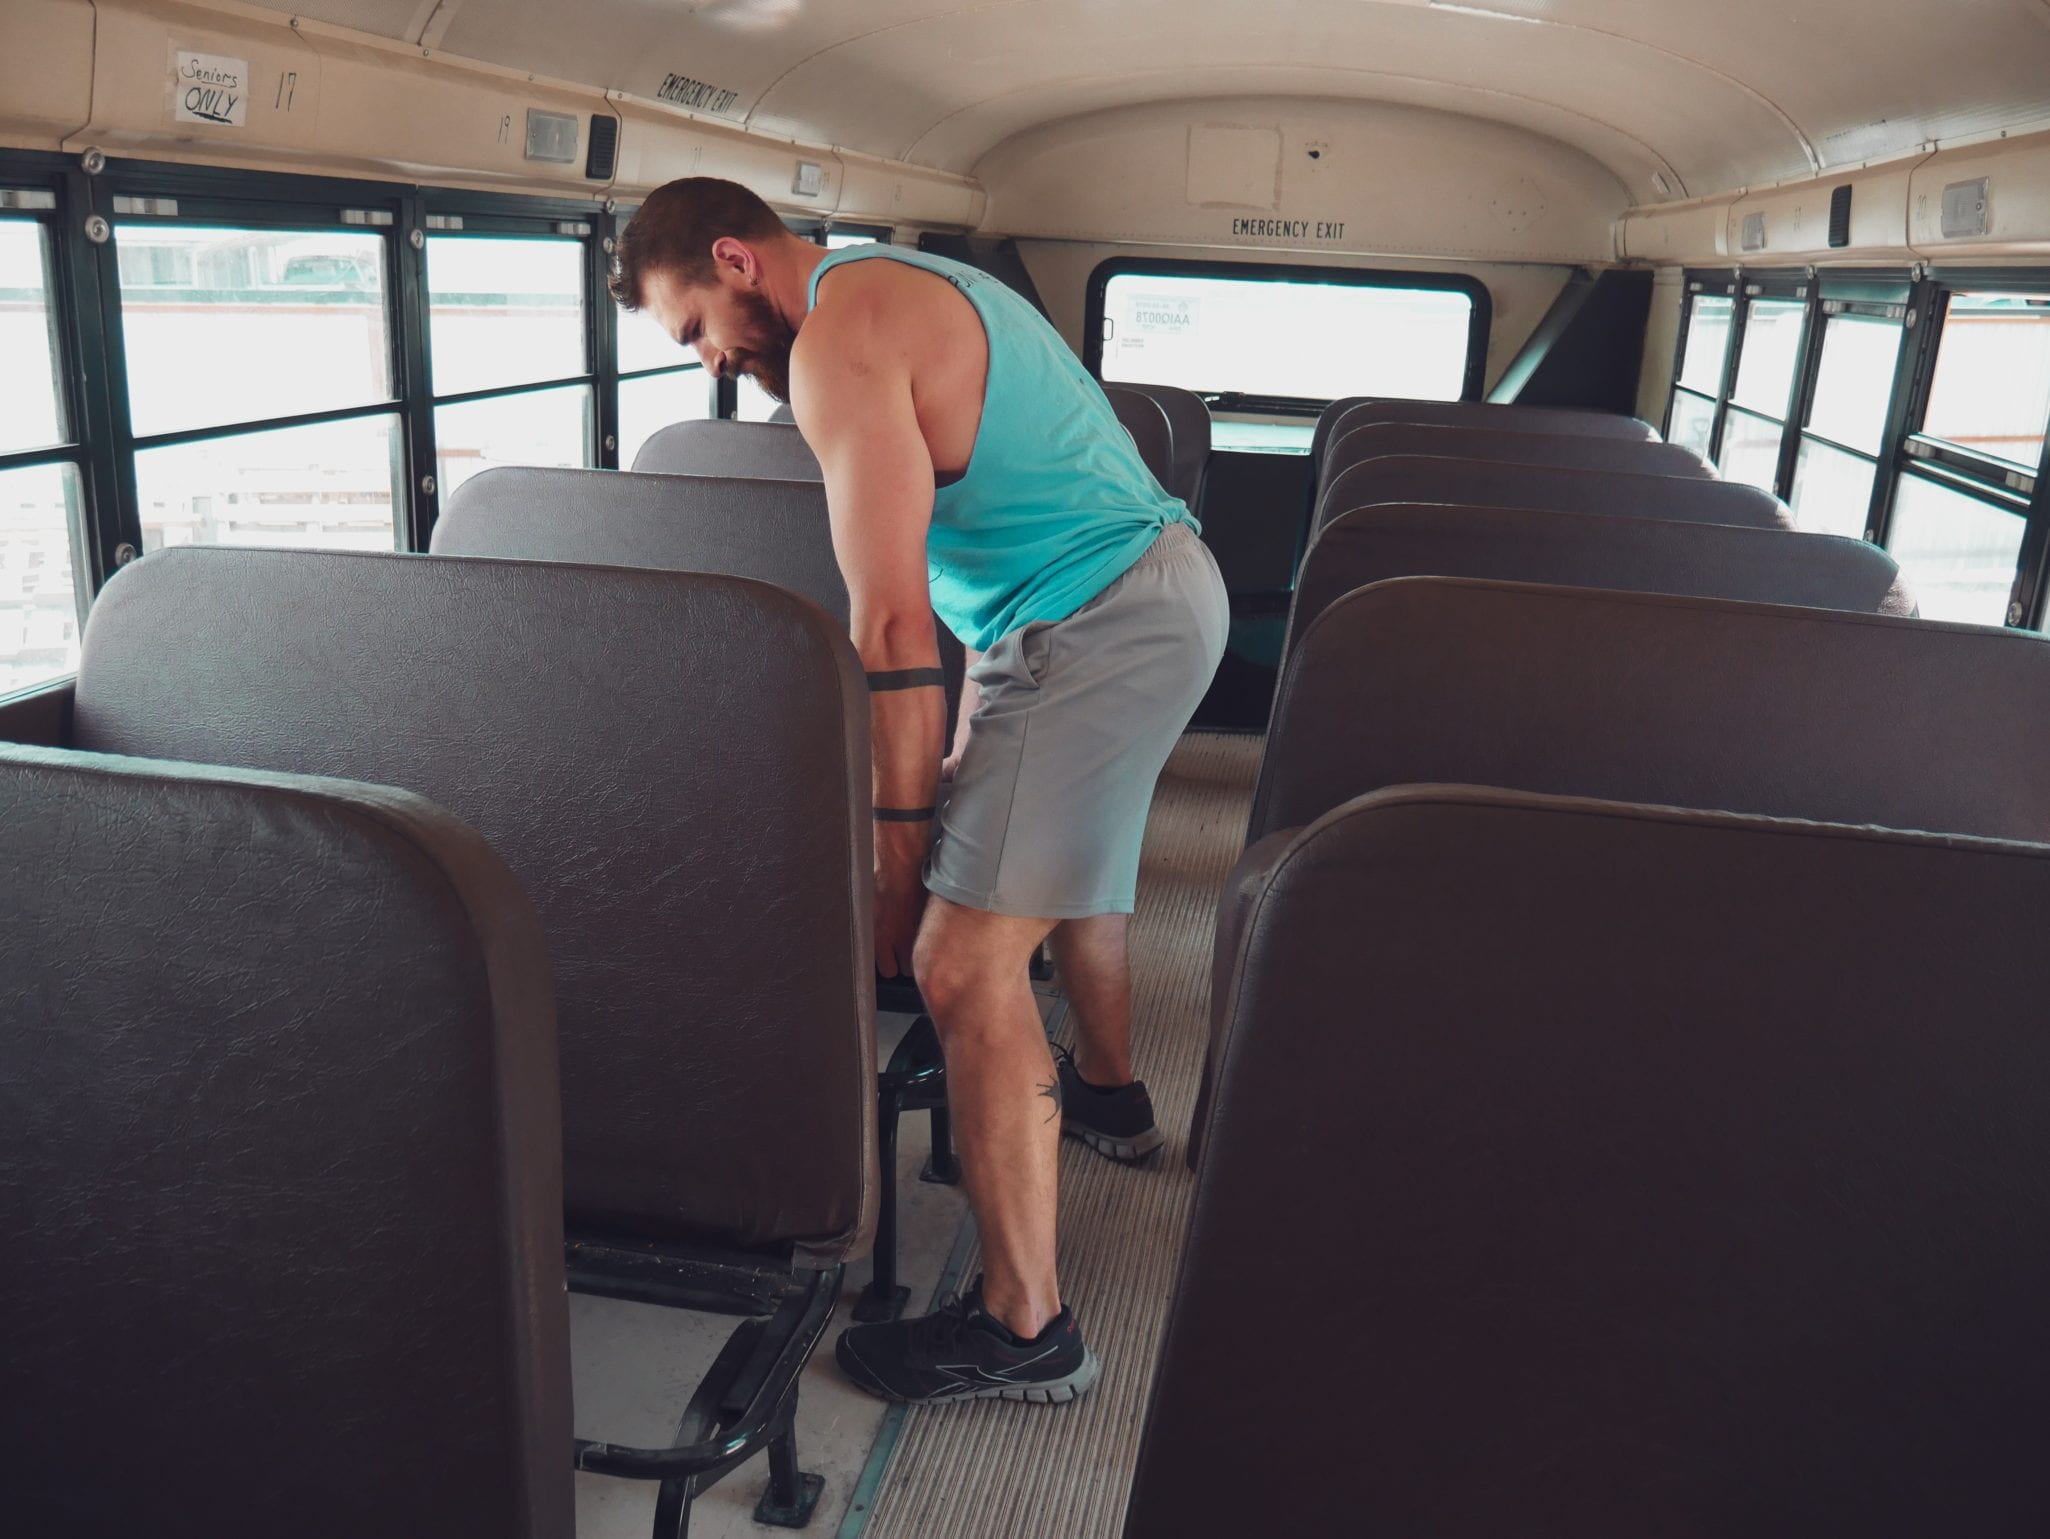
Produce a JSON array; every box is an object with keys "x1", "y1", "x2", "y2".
[
  {"x1": 736, "y1": 372, "x2": 784, "y2": 421},
  {"x1": 1666, "y1": 291, "x2": 1733, "y2": 456},
  {"x1": 116, "y1": 226, "x2": 391, "y2": 438},
  {"x1": 0, "y1": 212, "x2": 84, "y2": 698},
  {"x1": 618, "y1": 370, "x2": 713, "y2": 467},
  {"x1": 135, "y1": 418, "x2": 402, "y2": 555},
  {"x1": 435, "y1": 386, "x2": 593, "y2": 502},
  {"x1": 1921, "y1": 294, "x2": 2050, "y2": 470},
  {"x1": 1884, "y1": 474, "x2": 2026, "y2": 625},
  {"x1": 1717, "y1": 297, "x2": 1805, "y2": 492},
  {"x1": 426, "y1": 233, "x2": 593, "y2": 496},
  {"x1": 0, "y1": 463, "x2": 83, "y2": 697},
  {"x1": 615, "y1": 306, "x2": 711, "y2": 467},
  {"x1": 111, "y1": 221, "x2": 402, "y2": 555},
  {"x1": 1789, "y1": 308, "x2": 1903, "y2": 539},
  {"x1": 426, "y1": 235, "x2": 583, "y2": 396},
  {"x1": 1092, "y1": 263, "x2": 1483, "y2": 405},
  {"x1": 1, "y1": 220, "x2": 64, "y2": 454}
]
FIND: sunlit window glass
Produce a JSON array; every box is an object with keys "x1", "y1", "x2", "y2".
[
  {"x1": 1677, "y1": 294, "x2": 1733, "y2": 395},
  {"x1": 0, "y1": 221, "x2": 65, "y2": 453},
  {"x1": 1805, "y1": 313, "x2": 1902, "y2": 454},
  {"x1": 825, "y1": 232, "x2": 882, "y2": 251},
  {"x1": 1921, "y1": 294, "x2": 2050, "y2": 469},
  {"x1": 427, "y1": 236, "x2": 584, "y2": 396},
  {"x1": 117, "y1": 225, "x2": 391, "y2": 438},
  {"x1": 619, "y1": 369, "x2": 712, "y2": 468},
  {"x1": 1099, "y1": 273, "x2": 1475, "y2": 401},
  {"x1": 135, "y1": 415, "x2": 401, "y2": 554},
  {"x1": 0, "y1": 462, "x2": 83, "y2": 696},
  {"x1": 1716, "y1": 407, "x2": 1782, "y2": 492},
  {"x1": 618, "y1": 305, "x2": 690, "y2": 376},
  {"x1": 736, "y1": 372, "x2": 785, "y2": 422},
  {"x1": 1667, "y1": 390, "x2": 1715, "y2": 458},
  {"x1": 1731, "y1": 299, "x2": 1805, "y2": 417},
  {"x1": 435, "y1": 386, "x2": 592, "y2": 501},
  {"x1": 1788, "y1": 440, "x2": 1875, "y2": 540},
  {"x1": 1885, "y1": 475, "x2": 2024, "y2": 625}
]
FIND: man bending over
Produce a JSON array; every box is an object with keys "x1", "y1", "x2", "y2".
[{"x1": 612, "y1": 179, "x2": 1227, "y2": 1405}]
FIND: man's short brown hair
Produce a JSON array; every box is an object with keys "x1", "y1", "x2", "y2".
[{"x1": 609, "y1": 177, "x2": 788, "y2": 311}]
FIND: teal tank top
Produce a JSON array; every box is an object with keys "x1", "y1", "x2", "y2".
[{"x1": 804, "y1": 245, "x2": 1194, "y2": 651}]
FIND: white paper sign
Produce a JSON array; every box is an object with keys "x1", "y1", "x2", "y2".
[{"x1": 173, "y1": 51, "x2": 249, "y2": 128}]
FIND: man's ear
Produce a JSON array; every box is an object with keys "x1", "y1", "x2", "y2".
[{"x1": 709, "y1": 236, "x2": 758, "y2": 285}]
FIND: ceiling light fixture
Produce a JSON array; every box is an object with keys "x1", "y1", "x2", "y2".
[{"x1": 1427, "y1": 2, "x2": 1547, "y2": 23}]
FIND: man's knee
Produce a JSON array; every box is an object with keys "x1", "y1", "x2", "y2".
[{"x1": 913, "y1": 905, "x2": 1043, "y2": 1033}]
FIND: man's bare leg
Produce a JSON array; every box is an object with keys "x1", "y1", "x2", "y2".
[
  {"x1": 1049, "y1": 914, "x2": 1134, "y2": 1087},
  {"x1": 913, "y1": 895, "x2": 1064, "y2": 1340}
]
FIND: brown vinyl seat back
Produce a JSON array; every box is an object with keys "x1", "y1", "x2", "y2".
[
  {"x1": 1103, "y1": 384, "x2": 1176, "y2": 493},
  {"x1": 1309, "y1": 394, "x2": 1654, "y2": 481},
  {"x1": 1331, "y1": 396, "x2": 1657, "y2": 445},
  {"x1": 1317, "y1": 421, "x2": 1709, "y2": 510},
  {"x1": 1259, "y1": 577, "x2": 2050, "y2": 843},
  {"x1": 1285, "y1": 503, "x2": 1916, "y2": 663},
  {"x1": 436, "y1": 466, "x2": 966, "y2": 736},
  {"x1": 71, "y1": 549, "x2": 876, "y2": 1263},
  {"x1": 1317, "y1": 455, "x2": 1792, "y2": 531},
  {"x1": 1114, "y1": 381, "x2": 1211, "y2": 508},
  {"x1": 0, "y1": 745, "x2": 572, "y2": 1537},
  {"x1": 631, "y1": 417, "x2": 822, "y2": 479},
  {"x1": 1138, "y1": 785, "x2": 2050, "y2": 1537}
]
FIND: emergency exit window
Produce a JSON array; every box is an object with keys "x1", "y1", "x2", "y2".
[{"x1": 1093, "y1": 263, "x2": 1483, "y2": 404}]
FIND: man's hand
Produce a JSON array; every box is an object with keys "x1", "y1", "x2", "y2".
[{"x1": 874, "y1": 823, "x2": 928, "y2": 977}]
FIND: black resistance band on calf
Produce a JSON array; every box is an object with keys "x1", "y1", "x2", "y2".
[{"x1": 865, "y1": 670, "x2": 944, "y2": 823}]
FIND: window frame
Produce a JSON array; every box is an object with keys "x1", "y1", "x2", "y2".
[
  {"x1": 0, "y1": 155, "x2": 114, "y2": 700},
  {"x1": 1910, "y1": 268, "x2": 2050, "y2": 627},
  {"x1": 416, "y1": 190, "x2": 612, "y2": 516},
  {"x1": 1665, "y1": 269, "x2": 1824, "y2": 494},
  {"x1": 1667, "y1": 262, "x2": 2050, "y2": 628},
  {"x1": 1081, "y1": 255, "x2": 1492, "y2": 412}
]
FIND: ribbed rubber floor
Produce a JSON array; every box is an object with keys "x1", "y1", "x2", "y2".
[{"x1": 861, "y1": 732, "x2": 1263, "y2": 1539}]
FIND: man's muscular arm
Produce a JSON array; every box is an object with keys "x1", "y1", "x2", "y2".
[{"x1": 790, "y1": 286, "x2": 944, "y2": 977}]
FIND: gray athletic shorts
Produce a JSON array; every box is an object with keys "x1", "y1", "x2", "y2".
[{"x1": 925, "y1": 523, "x2": 1229, "y2": 919}]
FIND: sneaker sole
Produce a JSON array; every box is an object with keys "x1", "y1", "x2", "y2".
[
  {"x1": 917, "y1": 1347, "x2": 1103, "y2": 1406},
  {"x1": 1062, "y1": 1118, "x2": 1166, "y2": 1164}
]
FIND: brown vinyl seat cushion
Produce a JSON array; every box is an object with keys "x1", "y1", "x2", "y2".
[
  {"x1": 1138, "y1": 785, "x2": 2050, "y2": 1537},
  {"x1": 71, "y1": 548, "x2": 876, "y2": 1263},
  {"x1": 0, "y1": 744, "x2": 572, "y2": 1537}
]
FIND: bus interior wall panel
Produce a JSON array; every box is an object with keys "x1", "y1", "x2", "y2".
[
  {"x1": 914, "y1": 233, "x2": 1053, "y2": 321},
  {"x1": 975, "y1": 97, "x2": 1629, "y2": 265},
  {"x1": 1490, "y1": 268, "x2": 1656, "y2": 416},
  {"x1": 0, "y1": 0, "x2": 94, "y2": 147},
  {"x1": 37, "y1": 0, "x2": 983, "y2": 230}
]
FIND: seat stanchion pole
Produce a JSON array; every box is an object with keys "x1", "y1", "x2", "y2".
[{"x1": 855, "y1": 1085, "x2": 910, "y2": 1322}]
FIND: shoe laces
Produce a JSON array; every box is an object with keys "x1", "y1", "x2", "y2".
[{"x1": 905, "y1": 1287, "x2": 982, "y2": 1367}]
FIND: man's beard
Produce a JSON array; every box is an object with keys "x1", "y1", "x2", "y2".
[{"x1": 728, "y1": 287, "x2": 796, "y2": 403}]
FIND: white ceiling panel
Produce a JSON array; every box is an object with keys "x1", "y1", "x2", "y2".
[{"x1": 272, "y1": 0, "x2": 2050, "y2": 201}]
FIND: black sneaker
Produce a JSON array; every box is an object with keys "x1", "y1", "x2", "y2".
[
  {"x1": 1056, "y1": 1046, "x2": 1166, "y2": 1163},
  {"x1": 835, "y1": 1278, "x2": 1101, "y2": 1405}
]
